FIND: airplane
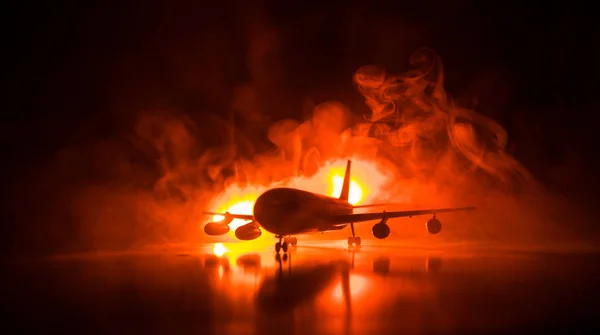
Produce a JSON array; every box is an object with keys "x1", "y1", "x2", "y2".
[{"x1": 203, "y1": 160, "x2": 476, "y2": 253}]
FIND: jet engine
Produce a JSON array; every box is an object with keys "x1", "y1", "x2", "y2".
[
  {"x1": 203, "y1": 214, "x2": 234, "y2": 236},
  {"x1": 372, "y1": 220, "x2": 390, "y2": 239},
  {"x1": 426, "y1": 218, "x2": 442, "y2": 234},
  {"x1": 235, "y1": 222, "x2": 262, "y2": 241},
  {"x1": 204, "y1": 222, "x2": 231, "y2": 236}
]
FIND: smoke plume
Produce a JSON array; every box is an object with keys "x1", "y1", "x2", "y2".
[{"x1": 8, "y1": 43, "x2": 588, "y2": 255}]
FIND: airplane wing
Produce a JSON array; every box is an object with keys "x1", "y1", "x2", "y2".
[
  {"x1": 202, "y1": 211, "x2": 254, "y2": 220},
  {"x1": 331, "y1": 206, "x2": 477, "y2": 224}
]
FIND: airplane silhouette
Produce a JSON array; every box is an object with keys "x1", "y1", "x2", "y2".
[{"x1": 203, "y1": 160, "x2": 476, "y2": 253}]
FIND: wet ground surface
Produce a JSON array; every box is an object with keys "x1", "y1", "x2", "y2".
[{"x1": 4, "y1": 240, "x2": 600, "y2": 334}]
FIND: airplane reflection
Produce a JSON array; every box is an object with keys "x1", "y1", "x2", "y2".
[
  {"x1": 343, "y1": 246, "x2": 443, "y2": 277},
  {"x1": 204, "y1": 254, "x2": 231, "y2": 280},
  {"x1": 370, "y1": 256, "x2": 442, "y2": 277},
  {"x1": 204, "y1": 254, "x2": 230, "y2": 270},
  {"x1": 373, "y1": 257, "x2": 390, "y2": 275},
  {"x1": 426, "y1": 257, "x2": 443, "y2": 274},
  {"x1": 255, "y1": 254, "x2": 352, "y2": 314},
  {"x1": 236, "y1": 253, "x2": 261, "y2": 273},
  {"x1": 346, "y1": 245, "x2": 361, "y2": 269}
]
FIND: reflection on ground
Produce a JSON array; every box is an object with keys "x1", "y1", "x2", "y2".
[{"x1": 4, "y1": 241, "x2": 600, "y2": 334}]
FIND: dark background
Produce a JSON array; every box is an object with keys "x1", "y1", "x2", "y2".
[{"x1": 3, "y1": 1, "x2": 599, "y2": 255}]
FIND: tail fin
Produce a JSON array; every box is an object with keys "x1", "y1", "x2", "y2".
[{"x1": 339, "y1": 160, "x2": 351, "y2": 201}]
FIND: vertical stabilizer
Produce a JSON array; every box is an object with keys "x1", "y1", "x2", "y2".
[{"x1": 339, "y1": 160, "x2": 351, "y2": 201}]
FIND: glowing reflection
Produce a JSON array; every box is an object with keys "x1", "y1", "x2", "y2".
[
  {"x1": 332, "y1": 274, "x2": 368, "y2": 300},
  {"x1": 426, "y1": 257, "x2": 443, "y2": 274},
  {"x1": 217, "y1": 264, "x2": 225, "y2": 279},
  {"x1": 209, "y1": 242, "x2": 271, "y2": 289}
]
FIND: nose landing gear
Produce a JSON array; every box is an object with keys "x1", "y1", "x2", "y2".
[
  {"x1": 275, "y1": 235, "x2": 298, "y2": 253},
  {"x1": 275, "y1": 240, "x2": 288, "y2": 253}
]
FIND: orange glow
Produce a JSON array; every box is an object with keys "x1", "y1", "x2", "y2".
[
  {"x1": 332, "y1": 176, "x2": 363, "y2": 205},
  {"x1": 205, "y1": 158, "x2": 390, "y2": 242},
  {"x1": 209, "y1": 242, "x2": 268, "y2": 287},
  {"x1": 208, "y1": 184, "x2": 272, "y2": 244},
  {"x1": 332, "y1": 274, "x2": 368, "y2": 300},
  {"x1": 212, "y1": 200, "x2": 255, "y2": 231},
  {"x1": 213, "y1": 243, "x2": 227, "y2": 256},
  {"x1": 316, "y1": 158, "x2": 386, "y2": 206}
]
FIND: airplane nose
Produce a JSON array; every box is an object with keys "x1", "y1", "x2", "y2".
[
  {"x1": 253, "y1": 194, "x2": 268, "y2": 222},
  {"x1": 253, "y1": 191, "x2": 288, "y2": 228},
  {"x1": 255, "y1": 191, "x2": 285, "y2": 209},
  {"x1": 254, "y1": 191, "x2": 295, "y2": 212}
]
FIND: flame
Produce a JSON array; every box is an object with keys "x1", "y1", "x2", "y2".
[
  {"x1": 206, "y1": 158, "x2": 389, "y2": 242},
  {"x1": 208, "y1": 184, "x2": 267, "y2": 242},
  {"x1": 212, "y1": 200, "x2": 255, "y2": 231},
  {"x1": 288, "y1": 158, "x2": 387, "y2": 205},
  {"x1": 332, "y1": 176, "x2": 363, "y2": 205}
]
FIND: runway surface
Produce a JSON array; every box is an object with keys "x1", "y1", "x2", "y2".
[{"x1": 4, "y1": 240, "x2": 600, "y2": 334}]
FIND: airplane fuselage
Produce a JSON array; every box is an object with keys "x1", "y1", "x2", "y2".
[
  {"x1": 253, "y1": 188, "x2": 353, "y2": 236},
  {"x1": 203, "y1": 159, "x2": 476, "y2": 253}
]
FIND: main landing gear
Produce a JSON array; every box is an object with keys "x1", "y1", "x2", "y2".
[
  {"x1": 275, "y1": 235, "x2": 298, "y2": 253},
  {"x1": 348, "y1": 222, "x2": 361, "y2": 247}
]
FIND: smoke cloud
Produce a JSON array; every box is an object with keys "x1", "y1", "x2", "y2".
[{"x1": 7, "y1": 14, "x2": 592, "y2": 255}]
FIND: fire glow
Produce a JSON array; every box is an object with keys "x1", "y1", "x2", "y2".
[
  {"x1": 332, "y1": 176, "x2": 363, "y2": 205},
  {"x1": 208, "y1": 158, "x2": 389, "y2": 241},
  {"x1": 213, "y1": 243, "x2": 228, "y2": 256}
]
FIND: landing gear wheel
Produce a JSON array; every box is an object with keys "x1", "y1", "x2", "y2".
[
  {"x1": 282, "y1": 242, "x2": 288, "y2": 253},
  {"x1": 282, "y1": 254, "x2": 288, "y2": 262},
  {"x1": 348, "y1": 237, "x2": 362, "y2": 246},
  {"x1": 275, "y1": 242, "x2": 282, "y2": 253}
]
